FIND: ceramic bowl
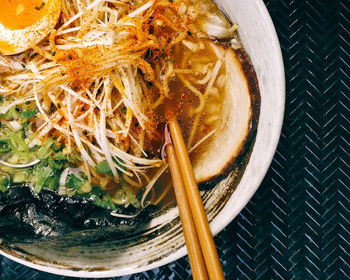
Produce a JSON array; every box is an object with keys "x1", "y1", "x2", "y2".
[{"x1": 0, "y1": 0, "x2": 285, "y2": 277}]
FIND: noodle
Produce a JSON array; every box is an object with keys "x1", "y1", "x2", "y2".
[{"x1": 0, "y1": 0, "x2": 238, "y2": 211}]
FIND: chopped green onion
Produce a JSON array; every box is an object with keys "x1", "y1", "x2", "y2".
[
  {"x1": 0, "y1": 140, "x2": 11, "y2": 153},
  {"x1": 79, "y1": 181, "x2": 92, "y2": 193},
  {"x1": 0, "y1": 173, "x2": 9, "y2": 192},
  {"x1": 66, "y1": 174, "x2": 84, "y2": 189},
  {"x1": 96, "y1": 160, "x2": 113, "y2": 176},
  {"x1": 48, "y1": 156, "x2": 63, "y2": 170},
  {"x1": 90, "y1": 186, "x2": 104, "y2": 196},
  {"x1": 92, "y1": 194, "x2": 116, "y2": 210},
  {"x1": 66, "y1": 173, "x2": 91, "y2": 193},
  {"x1": 12, "y1": 169, "x2": 31, "y2": 183},
  {"x1": 36, "y1": 140, "x2": 54, "y2": 159},
  {"x1": 8, "y1": 131, "x2": 28, "y2": 153},
  {"x1": 19, "y1": 109, "x2": 38, "y2": 120},
  {"x1": 34, "y1": 166, "x2": 53, "y2": 193},
  {"x1": 123, "y1": 185, "x2": 141, "y2": 208},
  {"x1": 4, "y1": 107, "x2": 19, "y2": 120},
  {"x1": 46, "y1": 175, "x2": 60, "y2": 191}
]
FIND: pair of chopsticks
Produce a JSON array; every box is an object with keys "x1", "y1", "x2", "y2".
[{"x1": 165, "y1": 118, "x2": 225, "y2": 280}]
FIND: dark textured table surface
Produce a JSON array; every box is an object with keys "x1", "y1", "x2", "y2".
[{"x1": 1, "y1": 0, "x2": 349, "y2": 279}]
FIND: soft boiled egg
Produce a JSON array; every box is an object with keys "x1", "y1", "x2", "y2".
[{"x1": 0, "y1": 0, "x2": 61, "y2": 55}]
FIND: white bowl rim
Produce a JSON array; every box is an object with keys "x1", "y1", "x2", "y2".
[{"x1": 0, "y1": 0, "x2": 285, "y2": 277}]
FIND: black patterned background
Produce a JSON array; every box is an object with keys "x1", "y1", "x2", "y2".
[{"x1": 1, "y1": 0, "x2": 349, "y2": 279}]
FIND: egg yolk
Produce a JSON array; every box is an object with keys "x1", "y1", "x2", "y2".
[
  {"x1": 0, "y1": 0, "x2": 48, "y2": 30},
  {"x1": 0, "y1": 40, "x2": 14, "y2": 52}
]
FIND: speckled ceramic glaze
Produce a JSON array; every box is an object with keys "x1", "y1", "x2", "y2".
[{"x1": 0, "y1": 0, "x2": 285, "y2": 277}]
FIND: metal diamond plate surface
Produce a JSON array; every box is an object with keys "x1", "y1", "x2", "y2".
[{"x1": 1, "y1": 0, "x2": 349, "y2": 279}]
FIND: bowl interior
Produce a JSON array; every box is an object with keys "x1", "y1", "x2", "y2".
[{"x1": 0, "y1": 0, "x2": 285, "y2": 277}]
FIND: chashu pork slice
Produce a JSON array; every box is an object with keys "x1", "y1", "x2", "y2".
[{"x1": 192, "y1": 47, "x2": 258, "y2": 185}]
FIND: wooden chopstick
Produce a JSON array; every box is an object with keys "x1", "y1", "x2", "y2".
[
  {"x1": 168, "y1": 119, "x2": 225, "y2": 280},
  {"x1": 166, "y1": 143, "x2": 209, "y2": 280}
]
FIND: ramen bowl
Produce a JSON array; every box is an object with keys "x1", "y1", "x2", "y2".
[{"x1": 0, "y1": 0, "x2": 284, "y2": 277}]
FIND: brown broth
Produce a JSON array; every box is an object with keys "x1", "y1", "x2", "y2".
[{"x1": 142, "y1": 39, "x2": 227, "y2": 206}]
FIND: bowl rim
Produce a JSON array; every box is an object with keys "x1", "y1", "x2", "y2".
[{"x1": 0, "y1": 0, "x2": 285, "y2": 277}]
